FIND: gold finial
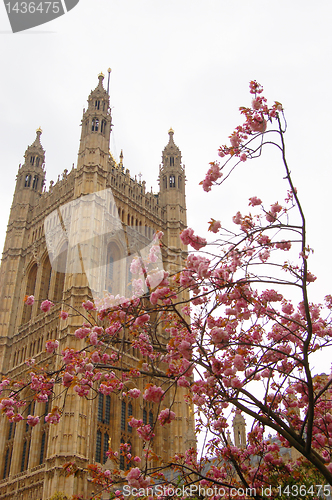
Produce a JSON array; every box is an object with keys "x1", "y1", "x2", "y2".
[
  {"x1": 168, "y1": 127, "x2": 174, "y2": 134},
  {"x1": 36, "y1": 127, "x2": 42, "y2": 134},
  {"x1": 98, "y1": 72, "x2": 105, "y2": 78},
  {"x1": 108, "y1": 68, "x2": 111, "y2": 74}
]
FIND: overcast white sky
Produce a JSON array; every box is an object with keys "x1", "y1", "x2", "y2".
[{"x1": 0, "y1": 0, "x2": 332, "y2": 316}]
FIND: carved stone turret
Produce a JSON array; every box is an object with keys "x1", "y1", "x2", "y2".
[
  {"x1": 233, "y1": 410, "x2": 246, "y2": 448},
  {"x1": 159, "y1": 129, "x2": 187, "y2": 274}
]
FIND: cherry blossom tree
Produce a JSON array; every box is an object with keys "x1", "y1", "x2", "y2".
[{"x1": 2, "y1": 81, "x2": 332, "y2": 500}]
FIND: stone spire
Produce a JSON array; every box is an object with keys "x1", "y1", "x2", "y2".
[
  {"x1": 14, "y1": 128, "x2": 46, "y2": 197},
  {"x1": 77, "y1": 73, "x2": 112, "y2": 175},
  {"x1": 233, "y1": 410, "x2": 246, "y2": 448}
]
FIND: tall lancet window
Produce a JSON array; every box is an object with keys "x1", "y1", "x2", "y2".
[
  {"x1": 92, "y1": 118, "x2": 99, "y2": 132},
  {"x1": 108, "y1": 255, "x2": 114, "y2": 293},
  {"x1": 101, "y1": 119, "x2": 106, "y2": 134},
  {"x1": 170, "y1": 175, "x2": 175, "y2": 188}
]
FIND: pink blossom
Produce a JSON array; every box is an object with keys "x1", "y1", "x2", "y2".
[
  {"x1": 40, "y1": 300, "x2": 54, "y2": 313},
  {"x1": 208, "y1": 219, "x2": 221, "y2": 233},
  {"x1": 45, "y1": 340, "x2": 59, "y2": 353},
  {"x1": 282, "y1": 302, "x2": 294, "y2": 315},
  {"x1": 252, "y1": 98, "x2": 261, "y2": 110},
  {"x1": 232, "y1": 211, "x2": 242, "y2": 225},
  {"x1": 266, "y1": 212, "x2": 277, "y2": 223},
  {"x1": 259, "y1": 249, "x2": 270, "y2": 263},
  {"x1": 74, "y1": 327, "x2": 90, "y2": 339},
  {"x1": 158, "y1": 408, "x2": 176, "y2": 426},
  {"x1": 143, "y1": 385, "x2": 165, "y2": 403},
  {"x1": 128, "y1": 417, "x2": 143, "y2": 429},
  {"x1": 60, "y1": 310, "x2": 69, "y2": 320},
  {"x1": 180, "y1": 228, "x2": 207, "y2": 250},
  {"x1": 12, "y1": 413, "x2": 23, "y2": 422},
  {"x1": 99, "y1": 384, "x2": 115, "y2": 396},
  {"x1": 271, "y1": 202, "x2": 282, "y2": 213},
  {"x1": 137, "y1": 424, "x2": 155, "y2": 441},
  {"x1": 201, "y1": 162, "x2": 222, "y2": 192},
  {"x1": 276, "y1": 240, "x2": 291, "y2": 251},
  {"x1": 27, "y1": 415, "x2": 40, "y2": 427},
  {"x1": 230, "y1": 133, "x2": 241, "y2": 148},
  {"x1": 82, "y1": 300, "x2": 95, "y2": 311},
  {"x1": 45, "y1": 411, "x2": 61, "y2": 424},
  {"x1": 62, "y1": 372, "x2": 74, "y2": 387},
  {"x1": 177, "y1": 376, "x2": 190, "y2": 388},
  {"x1": 240, "y1": 153, "x2": 247, "y2": 162},
  {"x1": 250, "y1": 114, "x2": 267, "y2": 133},
  {"x1": 233, "y1": 354, "x2": 245, "y2": 371},
  {"x1": 150, "y1": 287, "x2": 171, "y2": 305},
  {"x1": 178, "y1": 340, "x2": 192, "y2": 359},
  {"x1": 130, "y1": 257, "x2": 144, "y2": 275},
  {"x1": 128, "y1": 388, "x2": 141, "y2": 398},
  {"x1": 314, "y1": 433, "x2": 326, "y2": 446},
  {"x1": 0, "y1": 398, "x2": 15, "y2": 410},
  {"x1": 126, "y1": 467, "x2": 151, "y2": 489},
  {"x1": 306, "y1": 272, "x2": 317, "y2": 282},
  {"x1": 24, "y1": 295, "x2": 35, "y2": 306},
  {"x1": 249, "y1": 196, "x2": 262, "y2": 207},
  {"x1": 134, "y1": 314, "x2": 150, "y2": 327},
  {"x1": 91, "y1": 351, "x2": 101, "y2": 363},
  {"x1": 230, "y1": 377, "x2": 242, "y2": 388},
  {"x1": 89, "y1": 331, "x2": 98, "y2": 345},
  {"x1": 211, "y1": 327, "x2": 229, "y2": 344}
]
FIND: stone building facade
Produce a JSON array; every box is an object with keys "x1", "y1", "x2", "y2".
[{"x1": 0, "y1": 74, "x2": 195, "y2": 499}]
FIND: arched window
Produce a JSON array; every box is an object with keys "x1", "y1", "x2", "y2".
[
  {"x1": 105, "y1": 395, "x2": 111, "y2": 425},
  {"x1": 21, "y1": 263, "x2": 38, "y2": 324},
  {"x1": 36, "y1": 157, "x2": 40, "y2": 168},
  {"x1": 121, "y1": 401, "x2": 126, "y2": 431},
  {"x1": 92, "y1": 118, "x2": 99, "y2": 132},
  {"x1": 3, "y1": 448, "x2": 11, "y2": 479},
  {"x1": 149, "y1": 410, "x2": 153, "y2": 427},
  {"x1": 38, "y1": 257, "x2": 52, "y2": 307},
  {"x1": 30, "y1": 156, "x2": 35, "y2": 165},
  {"x1": 32, "y1": 176, "x2": 39, "y2": 190},
  {"x1": 39, "y1": 432, "x2": 46, "y2": 465},
  {"x1": 95, "y1": 100, "x2": 100, "y2": 110},
  {"x1": 95, "y1": 430, "x2": 102, "y2": 463},
  {"x1": 25, "y1": 174, "x2": 31, "y2": 188},
  {"x1": 120, "y1": 438, "x2": 125, "y2": 470},
  {"x1": 21, "y1": 402, "x2": 33, "y2": 471},
  {"x1": 107, "y1": 255, "x2": 114, "y2": 293},
  {"x1": 170, "y1": 156, "x2": 174, "y2": 166},
  {"x1": 53, "y1": 245, "x2": 67, "y2": 303},
  {"x1": 101, "y1": 119, "x2": 106, "y2": 134},
  {"x1": 3, "y1": 422, "x2": 15, "y2": 478},
  {"x1": 103, "y1": 432, "x2": 109, "y2": 464},
  {"x1": 97, "y1": 393, "x2": 103, "y2": 422},
  {"x1": 169, "y1": 175, "x2": 175, "y2": 188},
  {"x1": 127, "y1": 403, "x2": 133, "y2": 432}
]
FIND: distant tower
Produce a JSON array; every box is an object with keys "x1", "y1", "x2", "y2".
[
  {"x1": 159, "y1": 128, "x2": 187, "y2": 273},
  {"x1": 233, "y1": 410, "x2": 246, "y2": 448},
  {"x1": 0, "y1": 129, "x2": 46, "y2": 347},
  {"x1": 76, "y1": 72, "x2": 112, "y2": 196}
]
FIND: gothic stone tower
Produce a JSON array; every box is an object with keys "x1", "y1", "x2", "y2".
[{"x1": 0, "y1": 74, "x2": 194, "y2": 500}]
